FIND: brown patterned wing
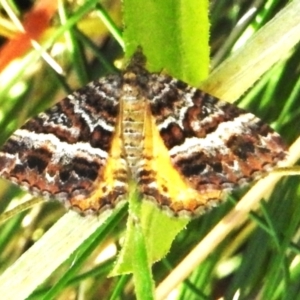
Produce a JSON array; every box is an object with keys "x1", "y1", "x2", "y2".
[
  {"x1": 139, "y1": 73, "x2": 287, "y2": 217},
  {"x1": 0, "y1": 75, "x2": 129, "y2": 214}
]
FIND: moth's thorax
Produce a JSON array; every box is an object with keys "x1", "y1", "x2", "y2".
[{"x1": 121, "y1": 72, "x2": 147, "y2": 178}]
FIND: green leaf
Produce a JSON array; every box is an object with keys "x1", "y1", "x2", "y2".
[
  {"x1": 111, "y1": 0, "x2": 210, "y2": 276},
  {"x1": 110, "y1": 190, "x2": 188, "y2": 276},
  {"x1": 131, "y1": 199, "x2": 155, "y2": 300},
  {"x1": 123, "y1": 0, "x2": 210, "y2": 85}
]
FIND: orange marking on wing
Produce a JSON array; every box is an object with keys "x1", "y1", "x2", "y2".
[
  {"x1": 142, "y1": 104, "x2": 222, "y2": 214},
  {"x1": 69, "y1": 109, "x2": 128, "y2": 213}
]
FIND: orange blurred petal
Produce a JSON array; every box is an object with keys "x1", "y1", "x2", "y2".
[{"x1": 0, "y1": 0, "x2": 58, "y2": 72}]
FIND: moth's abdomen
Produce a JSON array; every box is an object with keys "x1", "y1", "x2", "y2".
[{"x1": 121, "y1": 79, "x2": 147, "y2": 178}]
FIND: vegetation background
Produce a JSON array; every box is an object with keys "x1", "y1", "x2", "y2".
[{"x1": 0, "y1": 0, "x2": 299, "y2": 299}]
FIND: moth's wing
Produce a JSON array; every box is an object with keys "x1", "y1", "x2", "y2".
[
  {"x1": 0, "y1": 75, "x2": 129, "y2": 214},
  {"x1": 141, "y1": 73, "x2": 287, "y2": 216}
]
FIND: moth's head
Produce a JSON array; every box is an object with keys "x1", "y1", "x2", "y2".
[{"x1": 124, "y1": 46, "x2": 147, "y2": 73}]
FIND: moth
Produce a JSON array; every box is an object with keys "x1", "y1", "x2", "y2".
[{"x1": 0, "y1": 50, "x2": 287, "y2": 217}]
